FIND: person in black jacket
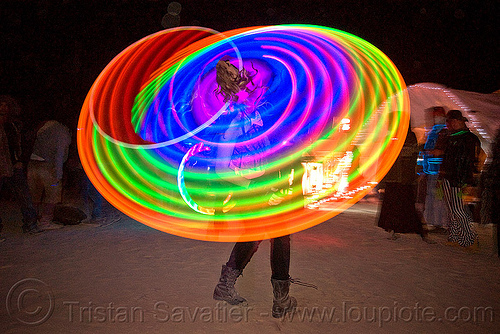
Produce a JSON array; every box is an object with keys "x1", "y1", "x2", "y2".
[{"x1": 435, "y1": 110, "x2": 481, "y2": 250}]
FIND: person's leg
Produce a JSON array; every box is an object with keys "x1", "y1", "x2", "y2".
[
  {"x1": 415, "y1": 174, "x2": 427, "y2": 216},
  {"x1": 81, "y1": 172, "x2": 91, "y2": 218},
  {"x1": 441, "y1": 179, "x2": 460, "y2": 243},
  {"x1": 425, "y1": 174, "x2": 438, "y2": 227},
  {"x1": 89, "y1": 185, "x2": 104, "y2": 219},
  {"x1": 405, "y1": 184, "x2": 432, "y2": 241},
  {"x1": 83, "y1": 174, "x2": 103, "y2": 219},
  {"x1": 270, "y1": 235, "x2": 290, "y2": 280},
  {"x1": 226, "y1": 241, "x2": 261, "y2": 271},
  {"x1": 442, "y1": 179, "x2": 476, "y2": 247},
  {"x1": 214, "y1": 241, "x2": 261, "y2": 305},
  {"x1": 270, "y1": 235, "x2": 296, "y2": 318},
  {"x1": 428, "y1": 174, "x2": 450, "y2": 230},
  {"x1": 11, "y1": 167, "x2": 40, "y2": 232},
  {"x1": 37, "y1": 162, "x2": 62, "y2": 230},
  {"x1": 27, "y1": 161, "x2": 42, "y2": 212}
]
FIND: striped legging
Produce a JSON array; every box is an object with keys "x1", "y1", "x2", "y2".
[{"x1": 441, "y1": 179, "x2": 477, "y2": 247}]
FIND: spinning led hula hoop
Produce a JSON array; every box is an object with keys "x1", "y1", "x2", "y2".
[{"x1": 77, "y1": 25, "x2": 410, "y2": 242}]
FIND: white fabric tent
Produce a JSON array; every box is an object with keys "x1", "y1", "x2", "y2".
[{"x1": 407, "y1": 83, "x2": 500, "y2": 154}]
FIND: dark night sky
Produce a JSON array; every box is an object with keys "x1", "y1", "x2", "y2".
[{"x1": 1, "y1": 0, "x2": 498, "y2": 129}]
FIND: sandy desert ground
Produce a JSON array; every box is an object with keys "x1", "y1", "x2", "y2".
[{"x1": 1, "y1": 199, "x2": 499, "y2": 334}]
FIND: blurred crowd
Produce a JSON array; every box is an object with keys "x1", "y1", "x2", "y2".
[
  {"x1": 0, "y1": 95, "x2": 120, "y2": 242},
  {"x1": 1, "y1": 96, "x2": 498, "y2": 258},
  {"x1": 377, "y1": 106, "x2": 499, "y2": 256}
]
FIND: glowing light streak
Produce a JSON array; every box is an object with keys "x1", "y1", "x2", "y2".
[{"x1": 77, "y1": 25, "x2": 410, "y2": 242}]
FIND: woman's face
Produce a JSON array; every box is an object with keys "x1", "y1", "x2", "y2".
[{"x1": 446, "y1": 118, "x2": 462, "y2": 131}]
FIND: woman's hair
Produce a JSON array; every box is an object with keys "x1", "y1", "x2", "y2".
[{"x1": 214, "y1": 60, "x2": 257, "y2": 102}]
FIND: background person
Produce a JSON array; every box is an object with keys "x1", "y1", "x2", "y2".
[
  {"x1": 377, "y1": 126, "x2": 433, "y2": 243},
  {"x1": 27, "y1": 118, "x2": 71, "y2": 230},
  {"x1": 480, "y1": 128, "x2": 500, "y2": 256},
  {"x1": 420, "y1": 106, "x2": 450, "y2": 233},
  {"x1": 435, "y1": 110, "x2": 482, "y2": 250},
  {"x1": 0, "y1": 95, "x2": 42, "y2": 238}
]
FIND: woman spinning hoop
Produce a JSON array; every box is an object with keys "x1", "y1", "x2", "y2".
[{"x1": 211, "y1": 58, "x2": 299, "y2": 318}]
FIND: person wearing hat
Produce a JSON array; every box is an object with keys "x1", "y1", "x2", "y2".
[{"x1": 435, "y1": 109, "x2": 481, "y2": 250}]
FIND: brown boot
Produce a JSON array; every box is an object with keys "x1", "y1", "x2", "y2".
[
  {"x1": 271, "y1": 278, "x2": 297, "y2": 318},
  {"x1": 213, "y1": 265, "x2": 247, "y2": 305}
]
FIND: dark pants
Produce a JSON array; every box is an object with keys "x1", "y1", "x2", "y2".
[
  {"x1": 222, "y1": 162, "x2": 302, "y2": 281},
  {"x1": 226, "y1": 235, "x2": 291, "y2": 280},
  {"x1": 82, "y1": 173, "x2": 103, "y2": 219},
  {"x1": 0, "y1": 168, "x2": 38, "y2": 232}
]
